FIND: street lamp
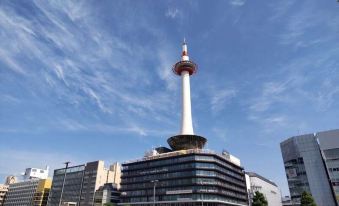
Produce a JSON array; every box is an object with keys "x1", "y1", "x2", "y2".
[
  {"x1": 59, "y1": 161, "x2": 70, "y2": 206},
  {"x1": 199, "y1": 180, "x2": 204, "y2": 206},
  {"x1": 150, "y1": 180, "x2": 158, "y2": 206}
]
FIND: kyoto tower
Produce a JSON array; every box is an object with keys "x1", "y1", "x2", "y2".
[{"x1": 167, "y1": 40, "x2": 207, "y2": 150}]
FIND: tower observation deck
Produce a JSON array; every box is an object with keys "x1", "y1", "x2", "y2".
[{"x1": 167, "y1": 40, "x2": 207, "y2": 151}]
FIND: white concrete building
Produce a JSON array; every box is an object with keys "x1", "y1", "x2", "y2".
[
  {"x1": 23, "y1": 166, "x2": 49, "y2": 180},
  {"x1": 222, "y1": 150, "x2": 241, "y2": 166},
  {"x1": 246, "y1": 172, "x2": 282, "y2": 206}
]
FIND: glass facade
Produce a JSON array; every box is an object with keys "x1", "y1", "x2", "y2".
[
  {"x1": 280, "y1": 134, "x2": 336, "y2": 206},
  {"x1": 120, "y1": 150, "x2": 248, "y2": 206},
  {"x1": 323, "y1": 148, "x2": 339, "y2": 204},
  {"x1": 48, "y1": 165, "x2": 85, "y2": 206},
  {"x1": 318, "y1": 129, "x2": 339, "y2": 205},
  {"x1": 48, "y1": 161, "x2": 116, "y2": 206}
]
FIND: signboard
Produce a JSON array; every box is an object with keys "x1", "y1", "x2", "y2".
[
  {"x1": 166, "y1": 190, "x2": 193, "y2": 195},
  {"x1": 177, "y1": 198, "x2": 193, "y2": 201},
  {"x1": 139, "y1": 168, "x2": 168, "y2": 175}
]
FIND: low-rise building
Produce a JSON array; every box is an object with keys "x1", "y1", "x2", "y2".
[
  {"x1": 94, "y1": 183, "x2": 120, "y2": 205},
  {"x1": 281, "y1": 196, "x2": 293, "y2": 206},
  {"x1": 245, "y1": 172, "x2": 282, "y2": 206}
]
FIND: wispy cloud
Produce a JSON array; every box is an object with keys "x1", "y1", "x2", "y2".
[
  {"x1": 210, "y1": 88, "x2": 237, "y2": 112},
  {"x1": 0, "y1": 1, "x2": 179, "y2": 123},
  {"x1": 212, "y1": 127, "x2": 229, "y2": 143},
  {"x1": 269, "y1": 0, "x2": 297, "y2": 21},
  {"x1": 249, "y1": 81, "x2": 288, "y2": 112},
  {"x1": 165, "y1": 8, "x2": 180, "y2": 19},
  {"x1": 0, "y1": 149, "x2": 85, "y2": 178},
  {"x1": 229, "y1": 0, "x2": 246, "y2": 7},
  {"x1": 56, "y1": 118, "x2": 173, "y2": 137},
  {"x1": 278, "y1": 0, "x2": 339, "y2": 48}
]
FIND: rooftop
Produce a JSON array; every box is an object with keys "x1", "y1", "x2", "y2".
[
  {"x1": 246, "y1": 172, "x2": 277, "y2": 187},
  {"x1": 123, "y1": 148, "x2": 242, "y2": 167}
]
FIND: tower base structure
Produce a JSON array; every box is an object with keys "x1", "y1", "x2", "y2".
[
  {"x1": 167, "y1": 135, "x2": 207, "y2": 151},
  {"x1": 119, "y1": 149, "x2": 248, "y2": 206}
]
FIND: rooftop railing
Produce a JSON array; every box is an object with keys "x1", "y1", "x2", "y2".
[{"x1": 123, "y1": 149, "x2": 240, "y2": 167}]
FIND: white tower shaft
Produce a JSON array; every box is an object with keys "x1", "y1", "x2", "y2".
[{"x1": 180, "y1": 70, "x2": 194, "y2": 135}]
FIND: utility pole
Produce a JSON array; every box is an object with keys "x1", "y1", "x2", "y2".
[
  {"x1": 59, "y1": 161, "x2": 70, "y2": 206},
  {"x1": 151, "y1": 180, "x2": 158, "y2": 206},
  {"x1": 200, "y1": 181, "x2": 204, "y2": 206}
]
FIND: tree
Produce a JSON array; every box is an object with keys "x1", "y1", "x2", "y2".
[
  {"x1": 252, "y1": 191, "x2": 268, "y2": 206},
  {"x1": 103, "y1": 203, "x2": 115, "y2": 206},
  {"x1": 300, "y1": 191, "x2": 317, "y2": 206}
]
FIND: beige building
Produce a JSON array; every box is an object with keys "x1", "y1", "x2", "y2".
[
  {"x1": 4, "y1": 176, "x2": 16, "y2": 186},
  {"x1": 80, "y1": 161, "x2": 120, "y2": 205},
  {"x1": 0, "y1": 184, "x2": 9, "y2": 206},
  {"x1": 109, "y1": 162, "x2": 121, "y2": 188}
]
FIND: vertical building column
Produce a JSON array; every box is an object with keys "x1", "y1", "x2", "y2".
[{"x1": 181, "y1": 70, "x2": 194, "y2": 135}]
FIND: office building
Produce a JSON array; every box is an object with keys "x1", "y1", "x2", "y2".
[
  {"x1": 120, "y1": 149, "x2": 248, "y2": 206},
  {"x1": 280, "y1": 132, "x2": 337, "y2": 205},
  {"x1": 317, "y1": 129, "x2": 339, "y2": 204},
  {"x1": 48, "y1": 163, "x2": 84, "y2": 206},
  {"x1": 119, "y1": 42, "x2": 248, "y2": 206},
  {"x1": 48, "y1": 160, "x2": 120, "y2": 206},
  {"x1": 4, "y1": 178, "x2": 51, "y2": 206},
  {"x1": 245, "y1": 172, "x2": 282, "y2": 206},
  {"x1": 94, "y1": 183, "x2": 120, "y2": 205},
  {"x1": 0, "y1": 184, "x2": 9, "y2": 206}
]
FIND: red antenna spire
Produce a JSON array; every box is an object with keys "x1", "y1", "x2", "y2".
[{"x1": 181, "y1": 38, "x2": 189, "y2": 61}]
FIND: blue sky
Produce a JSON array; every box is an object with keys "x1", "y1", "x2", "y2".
[{"x1": 1, "y1": 0, "x2": 339, "y2": 196}]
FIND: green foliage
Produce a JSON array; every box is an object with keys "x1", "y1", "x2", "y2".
[
  {"x1": 103, "y1": 203, "x2": 115, "y2": 206},
  {"x1": 252, "y1": 191, "x2": 268, "y2": 206},
  {"x1": 300, "y1": 191, "x2": 317, "y2": 206}
]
